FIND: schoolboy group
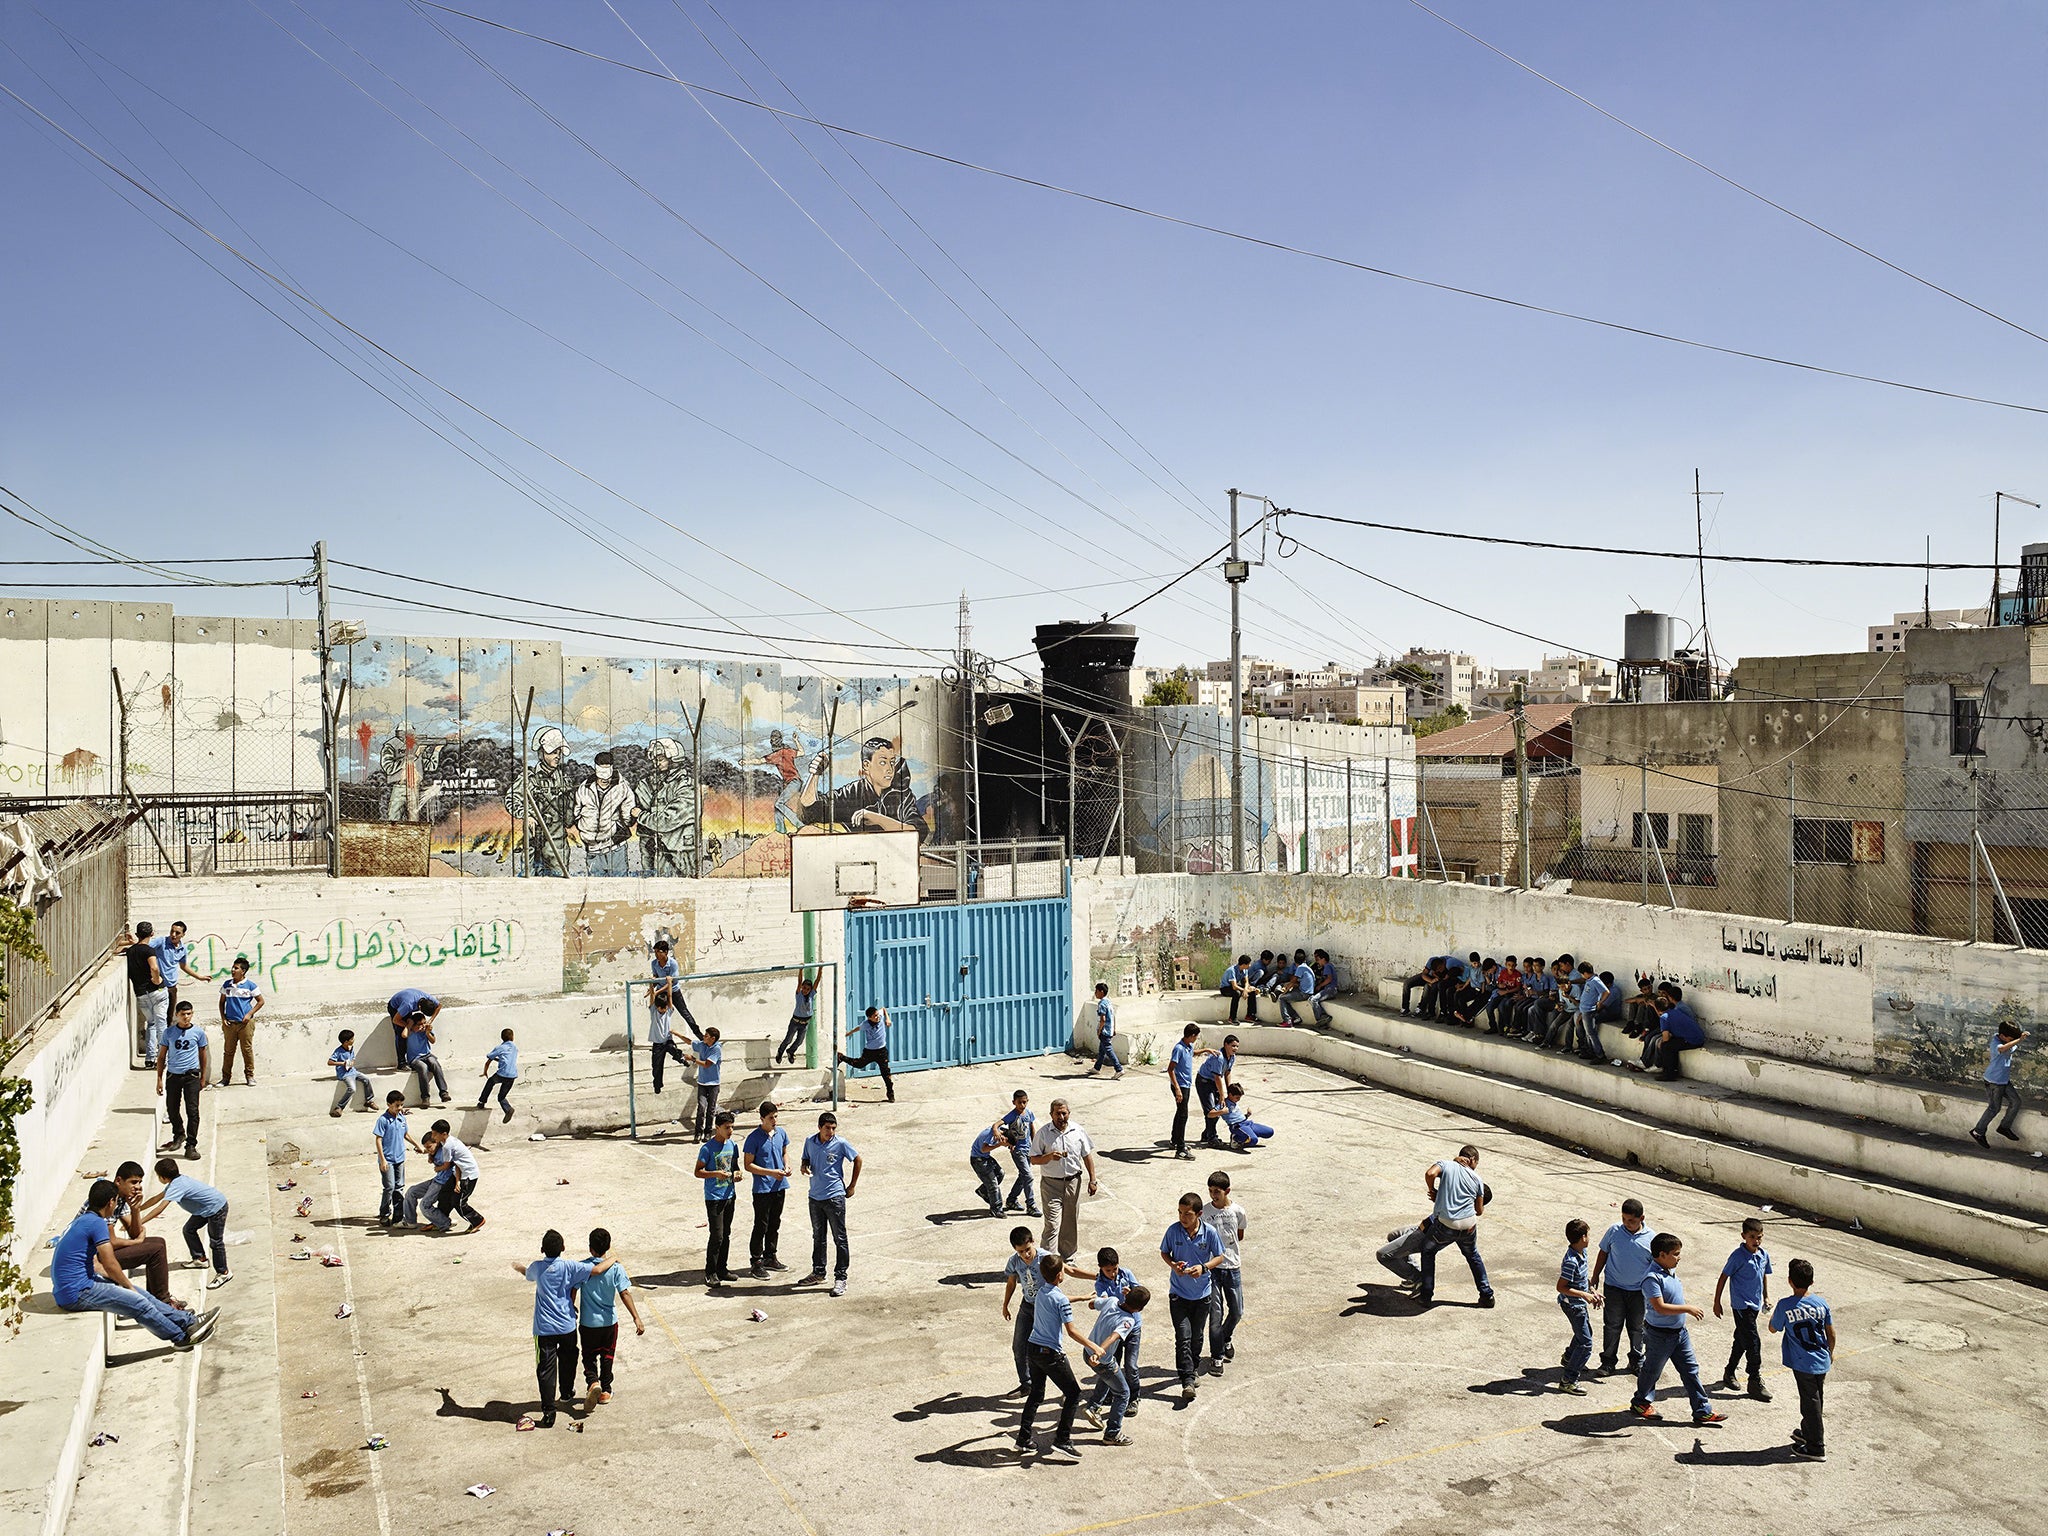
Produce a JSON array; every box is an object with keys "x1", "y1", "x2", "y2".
[{"x1": 54, "y1": 930, "x2": 2033, "y2": 1475}]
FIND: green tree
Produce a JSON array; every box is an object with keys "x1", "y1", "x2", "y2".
[
  {"x1": 1141, "y1": 666, "x2": 1199, "y2": 708},
  {"x1": 1411, "y1": 704, "x2": 1469, "y2": 738},
  {"x1": 0, "y1": 893, "x2": 49, "y2": 1335}
]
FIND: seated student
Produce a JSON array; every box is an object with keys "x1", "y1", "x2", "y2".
[
  {"x1": 1401, "y1": 956, "x2": 1448, "y2": 1018},
  {"x1": 1518, "y1": 957, "x2": 1554, "y2": 1039},
  {"x1": 1311, "y1": 950, "x2": 1339, "y2": 1019},
  {"x1": 1623, "y1": 974, "x2": 1662, "y2": 1036},
  {"x1": 1541, "y1": 957, "x2": 1580, "y2": 1049},
  {"x1": 1642, "y1": 984, "x2": 1706, "y2": 1080},
  {"x1": 1275, "y1": 971, "x2": 1310, "y2": 1027},
  {"x1": 1220, "y1": 1084, "x2": 1274, "y2": 1149},
  {"x1": 1595, "y1": 972, "x2": 1626, "y2": 1027},
  {"x1": 1441, "y1": 969, "x2": 1486, "y2": 1028},
  {"x1": 1218, "y1": 955, "x2": 1260, "y2": 1024},
  {"x1": 54, "y1": 1179, "x2": 216, "y2": 1348},
  {"x1": 1485, "y1": 955, "x2": 1525, "y2": 1035},
  {"x1": 1251, "y1": 951, "x2": 1279, "y2": 997}
]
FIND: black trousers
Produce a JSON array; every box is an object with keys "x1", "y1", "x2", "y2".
[
  {"x1": 1169, "y1": 1086, "x2": 1192, "y2": 1153},
  {"x1": 1195, "y1": 1076, "x2": 1223, "y2": 1143},
  {"x1": 1018, "y1": 1344, "x2": 1081, "y2": 1445},
  {"x1": 1600, "y1": 1282, "x2": 1646, "y2": 1369},
  {"x1": 1656, "y1": 1038, "x2": 1698, "y2": 1081},
  {"x1": 182, "y1": 1209, "x2": 228, "y2": 1273},
  {"x1": 1794, "y1": 1369, "x2": 1826, "y2": 1453},
  {"x1": 535, "y1": 1331, "x2": 578, "y2": 1412},
  {"x1": 1170, "y1": 1293, "x2": 1208, "y2": 1385},
  {"x1": 840, "y1": 1046, "x2": 894, "y2": 1097},
  {"x1": 164, "y1": 1071, "x2": 201, "y2": 1147},
  {"x1": 477, "y1": 1073, "x2": 514, "y2": 1110},
  {"x1": 1401, "y1": 973, "x2": 1438, "y2": 1015},
  {"x1": 649, "y1": 1038, "x2": 688, "y2": 1093},
  {"x1": 750, "y1": 1190, "x2": 784, "y2": 1267},
  {"x1": 435, "y1": 1174, "x2": 483, "y2": 1227},
  {"x1": 1725, "y1": 1306, "x2": 1762, "y2": 1381},
  {"x1": 776, "y1": 1016, "x2": 811, "y2": 1062},
  {"x1": 1223, "y1": 988, "x2": 1258, "y2": 1023},
  {"x1": 580, "y1": 1323, "x2": 618, "y2": 1391},
  {"x1": 705, "y1": 1198, "x2": 735, "y2": 1277}
]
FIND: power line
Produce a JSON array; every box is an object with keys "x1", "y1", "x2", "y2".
[
  {"x1": 1276, "y1": 508, "x2": 2002, "y2": 569},
  {"x1": 1407, "y1": 0, "x2": 2048, "y2": 353},
  {"x1": 414, "y1": 0, "x2": 2048, "y2": 422}
]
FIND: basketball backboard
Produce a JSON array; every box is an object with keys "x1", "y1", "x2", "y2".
[{"x1": 789, "y1": 829, "x2": 920, "y2": 913}]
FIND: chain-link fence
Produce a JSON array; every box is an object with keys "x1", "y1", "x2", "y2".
[{"x1": 1, "y1": 804, "x2": 128, "y2": 1053}]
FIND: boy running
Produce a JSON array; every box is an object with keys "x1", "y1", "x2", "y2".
[
  {"x1": 1768, "y1": 1258, "x2": 1835, "y2": 1460},
  {"x1": 372, "y1": 1092, "x2": 418, "y2": 1226},
  {"x1": 578, "y1": 1226, "x2": 645, "y2": 1410},
  {"x1": 476, "y1": 1028, "x2": 519, "y2": 1122},
  {"x1": 1087, "y1": 983, "x2": 1123, "y2": 1079}
]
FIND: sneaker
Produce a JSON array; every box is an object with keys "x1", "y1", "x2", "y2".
[
  {"x1": 1478, "y1": 1294, "x2": 1496, "y2": 1308},
  {"x1": 465, "y1": 1219, "x2": 486, "y2": 1234},
  {"x1": 1791, "y1": 1444, "x2": 1825, "y2": 1460},
  {"x1": 1718, "y1": 1373, "x2": 1739, "y2": 1392},
  {"x1": 538, "y1": 1412, "x2": 557, "y2": 1429},
  {"x1": 596, "y1": 1390, "x2": 611, "y2": 1405},
  {"x1": 1045, "y1": 1443, "x2": 1082, "y2": 1464},
  {"x1": 1630, "y1": 1403, "x2": 1660, "y2": 1420},
  {"x1": 187, "y1": 1308, "x2": 221, "y2": 1345},
  {"x1": 207, "y1": 1271, "x2": 234, "y2": 1290},
  {"x1": 1748, "y1": 1380, "x2": 1773, "y2": 1402},
  {"x1": 584, "y1": 1385, "x2": 601, "y2": 1413},
  {"x1": 765, "y1": 1259, "x2": 789, "y2": 1272},
  {"x1": 1998, "y1": 1126, "x2": 2022, "y2": 1141},
  {"x1": 183, "y1": 1146, "x2": 197, "y2": 1160},
  {"x1": 1013, "y1": 1435, "x2": 1032, "y2": 1455},
  {"x1": 329, "y1": 1108, "x2": 343, "y2": 1118},
  {"x1": 1693, "y1": 1412, "x2": 1728, "y2": 1427},
  {"x1": 1556, "y1": 1380, "x2": 1586, "y2": 1395},
  {"x1": 798, "y1": 1272, "x2": 823, "y2": 1285},
  {"x1": 502, "y1": 1104, "x2": 515, "y2": 1124},
  {"x1": 829, "y1": 1279, "x2": 846, "y2": 1297},
  {"x1": 1970, "y1": 1129, "x2": 1989, "y2": 1147},
  {"x1": 1081, "y1": 1404, "x2": 1104, "y2": 1430},
  {"x1": 749, "y1": 1266, "x2": 769, "y2": 1280},
  {"x1": 1222, "y1": 1343, "x2": 1235, "y2": 1361},
  {"x1": 1103, "y1": 1430, "x2": 1133, "y2": 1446},
  {"x1": 1207, "y1": 1360, "x2": 1224, "y2": 1377}
]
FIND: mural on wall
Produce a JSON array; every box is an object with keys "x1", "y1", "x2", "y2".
[
  {"x1": 337, "y1": 639, "x2": 954, "y2": 878},
  {"x1": 1872, "y1": 985, "x2": 2043, "y2": 1089}
]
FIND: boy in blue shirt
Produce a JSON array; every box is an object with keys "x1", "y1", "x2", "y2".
[
  {"x1": 742, "y1": 1100, "x2": 792, "y2": 1278},
  {"x1": 1219, "y1": 955, "x2": 1259, "y2": 1024},
  {"x1": 696, "y1": 1110, "x2": 741, "y2": 1285},
  {"x1": 142, "y1": 1158, "x2": 232, "y2": 1288},
  {"x1": 1001, "y1": 1226, "x2": 1046, "y2": 1396},
  {"x1": 401, "y1": 1012, "x2": 450, "y2": 1106},
  {"x1": 687, "y1": 1027, "x2": 724, "y2": 1137},
  {"x1": 1592, "y1": 1197, "x2": 1653, "y2": 1373},
  {"x1": 1971, "y1": 1021, "x2": 2027, "y2": 1146},
  {"x1": 1419, "y1": 1145, "x2": 1493, "y2": 1307},
  {"x1": 215, "y1": 956, "x2": 263, "y2": 1087},
  {"x1": 1001, "y1": 1089, "x2": 1040, "y2": 1215},
  {"x1": 1220, "y1": 1084, "x2": 1274, "y2": 1149},
  {"x1": 406, "y1": 1128, "x2": 453, "y2": 1230},
  {"x1": 53, "y1": 1180, "x2": 213, "y2": 1348},
  {"x1": 1160, "y1": 1191, "x2": 1226, "y2": 1399},
  {"x1": 475, "y1": 1028, "x2": 519, "y2": 1122},
  {"x1": 578, "y1": 1226, "x2": 645, "y2": 1411},
  {"x1": 1087, "y1": 983, "x2": 1123, "y2": 1079},
  {"x1": 1080, "y1": 1283, "x2": 1149, "y2": 1445},
  {"x1": 646, "y1": 940, "x2": 694, "y2": 1093},
  {"x1": 371, "y1": 1092, "x2": 418, "y2": 1227},
  {"x1": 836, "y1": 1005, "x2": 896, "y2": 1103},
  {"x1": 1713, "y1": 1217, "x2": 1774, "y2": 1400},
  {"x1": 1573, "y1": 963, "x2": 1609, "y2": 1061},
  {"x1": 1768, "y1": 1257, "x2": 1835, "y2": 1460},
  {"x1": 1194, "y1": 1035, "x2": 1238, "y2": 1149},
  {"x1": 799, "y1": 1112, "x2": 860, "y2": 1296},
  {"x1": 970, "y1": 1116, "x2": 1009, "y2": 1217},
  {"x1": 1014, "y1": 1252, "x2": 1094, "y2": 1463},
  {"x1": 155, "y1": 1001, "x2": 209, "y2": 1160},
  {"x1": 512, "y1": 1228, "x2": 620, "y2": 1428},
  {"x1": 1165, "y1": 1024, "x2": 1207, "y2": 1160},
  {"x1": 774, "y1": 974, "x2": 817, "y2": 1065},
  {"x1": 1090, "y1": 1245, "x2": 1136, "y2": 1311},
  {"x1": 1630, "y1": 1233, "x2": 1727, "y2": 1427},
  {"x1": 328, "y1": 1029, "x2": 374, "y2": 1116},
  {"x1": 1554, "y1": 1218, "x2": 1603, "y2": 1393}
]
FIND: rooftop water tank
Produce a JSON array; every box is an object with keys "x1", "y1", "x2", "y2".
[{"x1": 1623, "y1": 610, "x2": 1675, "y2": 663}]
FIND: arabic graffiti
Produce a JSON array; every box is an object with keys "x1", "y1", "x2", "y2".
[
  {"x1": 188, "y1": 917, "x2": 525, "y2": 994},
  {"x1": 1720, "y1": 925, "x2": 1864, "y2": 969},
  {"x1": 1684, "y1": 965, "x2": 1778, "y2": 1000}
]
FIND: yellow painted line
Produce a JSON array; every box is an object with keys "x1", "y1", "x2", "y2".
[
  {"x1": 1033, "y1": 1420, "x2": 1543, "y2": 1536},
  {"x1": 642, "y1": 1292, "x2": 818, "y2": 1536}
]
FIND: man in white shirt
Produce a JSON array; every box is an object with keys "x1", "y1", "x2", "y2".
[{"x1": 1028, "y1": 1099, "x2": 1098, "y2": 1265}]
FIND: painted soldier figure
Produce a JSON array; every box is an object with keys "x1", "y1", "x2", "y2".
[
  {"x1": 635, "y1": 736, "x2": 699, "y2": 877},
  {"x1": 796, "y1": 736, "x2": 926, "y2": 840},
  {"x1": 506, "y1": 724, "x2": 577, "y2": 876}
]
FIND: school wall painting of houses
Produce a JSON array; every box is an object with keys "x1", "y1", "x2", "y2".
[{"x1": 337, "y1": 637, "x2": 956, "y2": 879}]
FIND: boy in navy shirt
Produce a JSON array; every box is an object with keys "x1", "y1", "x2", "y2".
[
  {"x1": 328, "y1": 1029, "x2": 373, "y2": 1116},
  {"x1": 696, "y1": 1110, "x2": 741, "y2": 1285},
  {"x1": 1554, "y1": 1218, "x2": 1603, "y2": 1393},
  {"x1": 142, "y1": 1158, "x2": 232, "y2": 1288},
  {"x1": 476, "y1": 1028, "x2": 519, "y2": 1121},
  {"x1": 1768, "y1": 1257, "x2": 1835, "y2": 1460},
  {"x1": 513, "y1": 1228, "x2": 619, "y2": 1428},
  {"x1": 1630, "y1": 1233, "x2": 1727, "y2": 1427},
  {"x1": 1087, "y1": 983, "x2": 1123, "y2": 1079},
  {"x1": 1713, "y1": 1216, "x2": 1774, "y2": 1400},
  {"x1": 371, "y1": 1092, "x2": 418, "y2": 1226}
]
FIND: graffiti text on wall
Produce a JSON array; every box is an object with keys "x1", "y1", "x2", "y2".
[
  {"x1": 1720, "y1": 926, "x2": 1864, "y2": 968},
  {"x1": 189, "y1": 917, "x2": 525, "y2": 993}
]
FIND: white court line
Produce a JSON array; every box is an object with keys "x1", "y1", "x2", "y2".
[
  {"x1": 175, "y1": 1114, "x2": 220, "y2": 1536},
  {"x1": 324, "y1": 1167, "x2": 392, "y2": 1536}
]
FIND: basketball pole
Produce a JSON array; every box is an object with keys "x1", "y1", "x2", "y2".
[
  {"x1": 624, "y1": 981, "x2": 639, "y2": 1140},
  {"x1": 802, "y1": 909, "x2": 819, "y2": 1072}
]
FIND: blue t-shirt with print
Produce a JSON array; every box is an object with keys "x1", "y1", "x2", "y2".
[
  {"x1": 696, "y1": 1136, "x2": 739, "y2": 1201},
  {"x1": 1770, "y1": 1293, "x2": 1833, "y2": 1374}
]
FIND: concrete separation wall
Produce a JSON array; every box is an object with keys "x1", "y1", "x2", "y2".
[
  {"x1": 9, "y1": 960, "x2": 131, "y2": 1267},
  {"x1": 1071, "y1": 871, "x2": 2048, "y2": 1091}
]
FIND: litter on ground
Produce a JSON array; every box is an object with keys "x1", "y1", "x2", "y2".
[
  {"x1": 466, "y1": 1485, "x2": 495, "y2": 1499},
  {"x1": 88, "y1": 1432, "x2": 118, "y2": 1447},
  {"x1": 363, "y1": 1434, "x2": 386, "y2": 1451},
  {"x1": 334, "y1": 1303, "x2": 353, "y2": 1320}
]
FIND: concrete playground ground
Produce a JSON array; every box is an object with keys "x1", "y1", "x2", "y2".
[{"x1": 178, "y1": 1052, "x2": 2048, "y2": 1534}]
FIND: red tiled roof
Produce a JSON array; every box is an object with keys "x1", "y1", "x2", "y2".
[{"x1": 1414, "y1": 703, "x2": 1581, "y2": 759}]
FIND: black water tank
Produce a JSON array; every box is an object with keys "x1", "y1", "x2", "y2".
[{"x1": 1033, "y1": 619, "x2": 1138, "y2": 714}]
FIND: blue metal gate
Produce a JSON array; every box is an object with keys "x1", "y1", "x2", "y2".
[{"x1": 843, "y1": 896, "x2": 1072, "y2": 1072}]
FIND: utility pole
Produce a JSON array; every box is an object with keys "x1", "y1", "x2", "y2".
[
  {"x1": 314, "y1": 540, "x2": 340, "y2": 877},
  {"x1": 958, "y1": 592, "x2": 982, "y2": 847},
  {"x1": 1694, "y1": 468, "x2": 1718, "y2": 679},
  {"x1": 1224, "y1": 489, "x2": 1249, "y2": 872},
  {"x1": 1511, "y1": 682, "x2": 1531, "y2": 889},
  {"x1": 1924, "y1": 535, "x2": 1932, "y2": 629}
]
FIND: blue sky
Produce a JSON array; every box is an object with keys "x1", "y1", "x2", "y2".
[{"x1": 4, "y1": 1, "x2": 2046, "y2": 682}]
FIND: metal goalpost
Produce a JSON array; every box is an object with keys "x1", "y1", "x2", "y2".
[{"x1": 620, "y1": 960, "x2": 841, "y2": 1139}]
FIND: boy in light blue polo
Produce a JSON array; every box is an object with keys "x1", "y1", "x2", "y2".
[
  {"x1": 476, "y1": 1028, "x2": 519, "y2": 1122},
  {"x1": 143, "y1": 1158, "x2": 232, "y2": 1287},
  {"x1": 1593, "y1": 1198, "x2": 1654, "y2": 1372},
  {"x1": 1553, "y1": 1218, "x2": 1601, "y2": 1393},
  {"x1": 1001, "y1": 1090, "x2": 1040, "y2": 1215},
  {"x1": 686, "y1": 1028, "x2": 724, "y2": 1137},
  {"x1": 1080, "y1": 1284, "x2": 1149, "y2": 1444},
  {"x1": 1630, "y1": 1233, "x2": 1725, "y2": 1427},
  {"x1": 1088, "y1": 983, "x2": 1123, "y2": 1079},
  {"x1": 799, "y1": 1113, "x2": 860, "y2": 1296},
  {"x1": 513, "y1": 1229, "x2": 618, "y2": 1428},
  {"x1": 1091, "y1": 1246, "x2": 1136, "y2": 1311},
  {"x1": 1160, "y1": 1192, "x2": 1226, "y2": 1398},
  {"x1": 1166, "y1": 1024, "x2": 1202, "y2": 1160},
  {"x1": 970, "y1": 1117, "x2": 1009, "y2": 1217},
  {"x1": 1971, "y1": 1021, "x2": 2027, "y2": 1146},
  {"x1": 578, "y1": 1226, "x2": 644, "y2": 1410},
  {"x1": 372, "y1": 1091, "x2": 417, "y2": 1226},
  {"x1": 1713, "y1": 1216, "x2": 1773, "y2": 1399},
  {"x1": 328, "y1": 1029, "x2": 373, "y2": 1115}
]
